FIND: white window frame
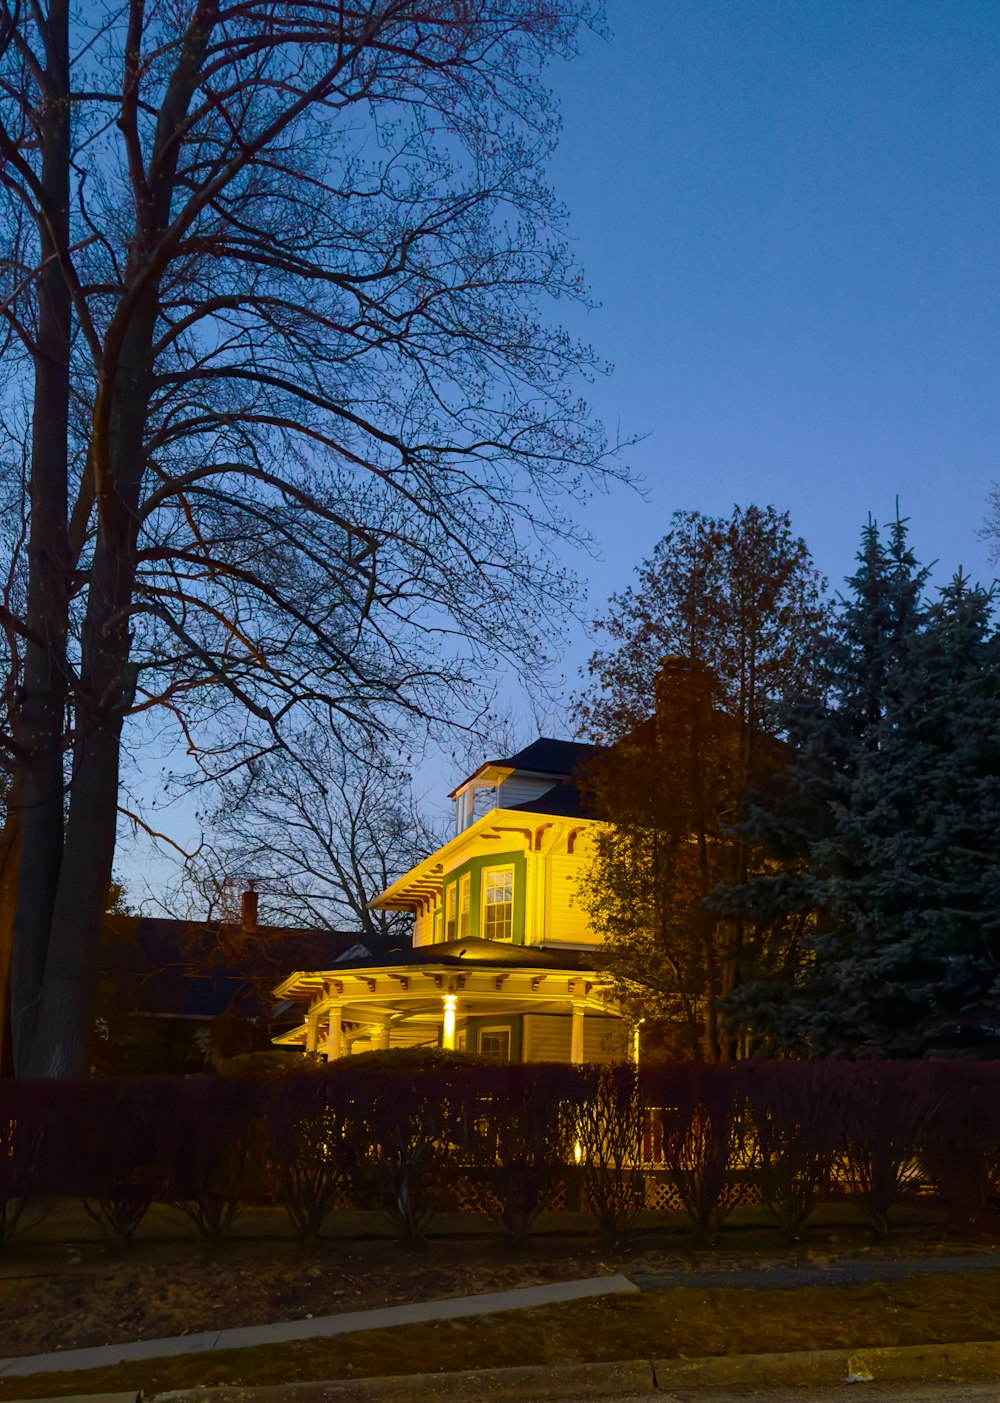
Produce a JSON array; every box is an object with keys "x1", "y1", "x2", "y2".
[
  {"x1": 445, "y1": 882, "x2": 457, "y2": 942},
  {"x1": 458, "y1": 871, "x2": 471, "y2": 940},
  {"x1": 478, "y1": 1025, "x2": 512, "y2": 1060},
  {"x1": 482, "y1": 865, "x2": 514, "y2": 942}
]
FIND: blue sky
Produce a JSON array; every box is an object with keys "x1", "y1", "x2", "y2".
[
  {"x1": 127, "y1": 2, "x2": 1000, "y2": 905},
  {"x1": 534, "y1": 0, "x2": 1000, "y2": 703}
]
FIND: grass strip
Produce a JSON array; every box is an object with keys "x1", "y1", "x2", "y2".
[{"x1": 3, "y1": 1270, "x2": 1000, "y2": 1400}]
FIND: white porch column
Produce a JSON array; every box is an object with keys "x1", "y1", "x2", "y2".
[
  {"x1": 325, "y1": 1006, "x2": 343, "y2": 1061},
  {"x1": 304, "y1": 1008, "x2": 320, "y2": 1054},
  {"x1": 570, "y1": 1001, "x2": 585, "y2": 1065},
  {"x1": 378, "y1": 1021, "x2": 392, "y2": 1052},
  {"x1": 442, "y1": 993, "x2": 457, "y2": 1051}
]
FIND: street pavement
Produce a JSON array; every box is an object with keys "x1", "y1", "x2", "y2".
[{"x1": 568, "y1": 1390, "x2": 1000, "y2": 1402}]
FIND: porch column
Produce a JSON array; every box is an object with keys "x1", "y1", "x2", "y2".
[
  {"x1": 378, "y1": 1021, "x2": 392, "y2": 1052},
  {"x1": 326, "y1": 1006, "x2": 343, "y2": 1061},
  {"x1": 442, "y1": 993, "x2": 457, "y2": 1051},
  {"x1": 632, "y1": 1021, "x2": 642, "y2": 1066},
  {"x1": 304, "y1": 1008, "x2": 320, "y2": 1054},
  {"x1": 570, "y1": 1001, "x2": 585, "y2": 1065}
]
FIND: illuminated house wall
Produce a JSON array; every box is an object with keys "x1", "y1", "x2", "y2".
[{"x1": 273, "y1": 738, "x2": 630, "y2": 1064}]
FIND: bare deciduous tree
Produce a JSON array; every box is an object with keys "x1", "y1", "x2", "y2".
[
  {"x1": 183, "y1": 735, "x2": 442, "y2": 948},
  {"x1": 0, "y1": 0, "x2": 619, "y2": 1076}
]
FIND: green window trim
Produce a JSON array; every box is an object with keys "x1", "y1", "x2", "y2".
[{"x1": 441, "y1": 849, "x2": 526, "y2": 945}]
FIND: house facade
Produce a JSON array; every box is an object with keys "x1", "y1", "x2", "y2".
[{"x1": 274, "y1": 738, "x2": 632, "y2": 1063}]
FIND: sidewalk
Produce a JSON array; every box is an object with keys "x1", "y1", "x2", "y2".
[
  {"x1": 632, "y1": 1247, "x2": 1000, "y2": 1293},
  {"x1": 4, "y1": 1252, "x2": 1000, "y2": 1401},
  {"x1": 0, "y1": 1273, "x2": 637, "y2": 1381}
]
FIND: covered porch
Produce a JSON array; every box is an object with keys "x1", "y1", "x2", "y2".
[{"x1": 273, "y1": 938, "x2": 631, "y2": 1064}]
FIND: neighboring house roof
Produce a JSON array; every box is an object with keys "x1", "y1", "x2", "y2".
[{"x1": 101, "y1": 916, "x2": 362, "y2": 1021}]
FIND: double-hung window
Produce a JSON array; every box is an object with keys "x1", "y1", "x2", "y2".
[
  {"x1": 445, "y1": 883, "x2": 457, "y2": 942},
  {"x1": 479, "y1": 1027, "x2": 511, "y2": 1060},
  {"x1": 458, "y1": 872, "x2": 471, "y2": 940},
  {"x1": 482, "y1": 866, "x2": 514, "y2": 942}
]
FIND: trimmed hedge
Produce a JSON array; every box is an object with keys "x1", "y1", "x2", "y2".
[{"x1": 1, "y1": 1060, "x2": 999, "y2": 1247}]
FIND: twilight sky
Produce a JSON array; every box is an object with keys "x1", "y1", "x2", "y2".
[
  {"x1": 533, "y1": 0, "x2": 1000, "y2": 705},
  {"x1": 128, "y1": 2, "x2": 1000, "y2": 907}
]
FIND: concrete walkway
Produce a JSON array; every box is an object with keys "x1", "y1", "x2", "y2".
[
  {"x1": 0, "y1": 1272, "x2": 638, "y2": 1380},
  {"x1": 632, "y1": 1248, "x2": 1000, "y2": 1293}
]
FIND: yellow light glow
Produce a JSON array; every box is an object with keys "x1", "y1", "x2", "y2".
[
  {"x1": 442, "y1": 992, "x2": 457, "y2": 1050},
  {"x1": 573, "y1": 1139, "x2": 583, "y2": 1165}
]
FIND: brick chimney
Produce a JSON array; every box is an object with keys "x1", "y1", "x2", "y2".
[{"x1": 241, "y1": 882, "x2": 259, "y2": 933}]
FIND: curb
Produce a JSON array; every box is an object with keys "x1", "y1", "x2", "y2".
[
  {"x1": 148, "y1": 1340, "x2": 1000, "y2": 1399},
  {"x1": 6, "y1": 1340, "x2": 1000, "y2": 1403},
  {"x1": 157, "y1": 1360, "x2": 656, "y2": 1399},
  {"x1": 653, "y1": 1337, "x2": 1000, "y2": 1390}
]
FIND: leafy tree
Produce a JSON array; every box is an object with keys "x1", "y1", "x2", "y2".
[
  {"x1": 576, "y1": 505, "x2": 827, "y2": 1060},
  {"x1": 0, "y1": 0, "x2": 619, "y2": 1076}
]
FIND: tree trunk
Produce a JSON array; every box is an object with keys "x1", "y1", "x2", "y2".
[
  {"x1": 9, "y1": 0, "x2": 73, "y2": 1074},
  {"x1": 20, "y1": 286, "x2": 154, "y2": 1077},
  {"x1": 0, "y1": 786, "x2": 21, "y2": 1077}
]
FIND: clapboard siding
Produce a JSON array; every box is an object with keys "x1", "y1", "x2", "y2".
[
  {"x1": 544, "y1": 853, "x2": 591, "y2": 943},
  {"x1": 523, "y1": 1014, "x2": 629, "y2": 1064},
  {"x1": 412, "y1": 905, "x2": 435, "y2": 946},
  {"x1": 496, "y1": 776, "x2": 556, "y2": 808}
]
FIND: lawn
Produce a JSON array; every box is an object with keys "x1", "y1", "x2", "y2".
[{"x1": 3, "y1": 1271, "x2": 1000, "y2": 1400}]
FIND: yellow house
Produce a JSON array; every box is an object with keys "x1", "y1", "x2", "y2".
[{"x1": 273, "y1": 738, "x2": 630, "y2": 1063}]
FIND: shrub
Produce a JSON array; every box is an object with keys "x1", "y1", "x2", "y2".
[
  {"x1": 457, "y1": 1064, "x2": 583, "y2": 1244},
  {"x1": 166, "y1": 1077, "x2": 263, "y2": 1243},
  {"x1": 919, "y1": 1062, "x2": 1000, "y2": 1229},
  {"x1": 835, "y1": 1062, "x2": 937, "y2": 1234},
  {"x1": 263, "y1": 1073, "x2": 357, "y2": 1242},
  {"x1": 0, "y1": 1081, "x2": 49, "y2": 1246},
  {"x1": 348, "y1": 1065, "x2": 456, "y2": 1243},
  {"x1": 741, "y1": 1061, "x2": 837, "y2": 1241},
  {"x1": 642, "y1": 1063, "x2": 750, "y2": 1243},
  {"x1": 42, "y1": 1079, "x2": 169, "y2": 1251},
  {"x1": 576, "y1": 1065, "x2": 645, "y2": 1245}
]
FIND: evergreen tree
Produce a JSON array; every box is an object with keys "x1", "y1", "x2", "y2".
[{"x1": 729, "y1": 518, "x2": 1000, "y2": 1056}]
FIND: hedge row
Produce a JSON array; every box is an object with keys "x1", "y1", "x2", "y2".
[{"x1": 2, "y1": 1059, "x2": 999, "y2": 1248}]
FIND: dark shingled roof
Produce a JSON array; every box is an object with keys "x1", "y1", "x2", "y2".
[
  {"x1": 449, "y1": 735, "x2": 606, "y2": 813},
  {"x1": 314, "y1": 936, "x2": 596, "y2": 974},
  {"x1": 508, "y1": 778, "x2": 595, "y2": 820},
  {"x1": 493, "y1": 736, "x2": 605, "y2": 776},
  {"x1": 101, "y1": 916, "x2": 360, "y2": 1020}
]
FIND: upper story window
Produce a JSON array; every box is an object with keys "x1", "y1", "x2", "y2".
[
  {"x1": 458, "y1": 872, "x2": 471, "y2": 940},
  {"x1": 433, "y1": 906, "x2": 443, "y2": 943},
  {"x1": 445, "y1": 883, "x2": 457, "y2": 942},
  {"x1": 482, "y1": 866, "x2": 514, "y2": 942}
]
